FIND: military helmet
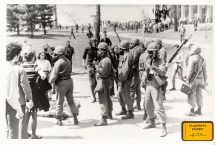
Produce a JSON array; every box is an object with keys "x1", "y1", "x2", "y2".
[
  {"x1": 120, "y1": 40, "x2": 130, "y2": 50},
  {"x1": 190, "y1": 44, "x2": 201, "y2": 54},
  {"x1": 144, "y1": 39, "x2": 154, "y2": 48},
  {"x1": 147, "y1": 42, "x2": 159, "y2": 51},
  {"x1": 88, "y1": 37, "x2": 97, "y2": 44},
  {"x1": 130, "y1": 38, "x2": 140, "y2": 45},
  {"x1": 54, "y1": 46, "x2": 65, "y2": 55},
  {"x1": 98, "y1": 42, "x2": 108, "y2": 50},
  {"x1": 155, "y1": 38, "x2": 162, "y2": 45}
]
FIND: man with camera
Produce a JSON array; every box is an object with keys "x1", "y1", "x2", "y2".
[{"x1": 140, "y1": 42, "x2": 167, "y2": 137}]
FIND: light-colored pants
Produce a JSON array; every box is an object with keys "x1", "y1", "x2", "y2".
[
  {"x1": 98, "y1": 78, "x2": 113, "y2": 116},
  {"x1": 56, "y1": 79, "x2": 78, "y2": 116},
  {"x1": 145, "y1": 86, "x2": 167, "y2": 123},
  {"x1": 188, "y1": 78, "x2": 204, "y2": 108}
]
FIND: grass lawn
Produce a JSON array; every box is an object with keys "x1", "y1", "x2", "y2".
[{"x1": 6, "y1": 30, "x2": 191, "y2": 77}]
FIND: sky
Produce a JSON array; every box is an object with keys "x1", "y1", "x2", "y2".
[{"x1": 56, "y1": 5, "x2": 146, "y2": 26}]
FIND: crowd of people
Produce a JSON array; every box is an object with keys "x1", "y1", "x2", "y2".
[{"x1": 6, "y1": 26, "x2": 208, "y2": 139}]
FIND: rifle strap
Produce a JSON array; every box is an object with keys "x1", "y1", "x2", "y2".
[{"x1": 190, "y1": 60, "x2": 205, "y2": 87}]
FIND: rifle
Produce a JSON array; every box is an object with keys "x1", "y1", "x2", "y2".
[{"x1": 168, "y1": 34, "x2": 192, "y2": 64}]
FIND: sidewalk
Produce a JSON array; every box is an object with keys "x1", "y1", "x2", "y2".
[{"x1": 34, "y1": 74, "x2": 213, "y2": 140}]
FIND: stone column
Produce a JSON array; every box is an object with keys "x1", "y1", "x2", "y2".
[
  {"x1": 181, "y1": 5, "x2": 185, "y2": 18},
  {"x1": 198, "y1": 5, "x2": 203, "y2": 23},
  {"x1": 189, "y1": 5, "x2": 193, "y2": 23}
]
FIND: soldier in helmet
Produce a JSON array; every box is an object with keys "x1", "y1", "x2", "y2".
[
  {"x1": 155, "y1": 39, "x2": 167, "y2": 63},
  {"x1": 185, "y1": 45, "x2": 207, "y2": 116},
  {"x1": 139, "y1": 39, "x2": 154, "y2": 120},
  {"x1": 140, "y1": 42, "x2": 167, "y2": 137},
  {"x1": 116, "y1": 40, "x2": 134, "y2": 119},
  {"x1": 49, "y1": 46, "x2": 79, "y2": 126},
  {"x1": 83, "y1": 38, "x2": 98, "y2": 103},
  {"x1": 129, "y1": 38, "x2": 143, "y2": 110},
  {"x1": 94, "y1": 42, "x2": 113, "y2": 126}
]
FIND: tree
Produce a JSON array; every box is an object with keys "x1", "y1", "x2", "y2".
[
  {"x1": 7, "y1": 4, "x2": 25, "y2": 35},
  {"x1": 22, "y1": 4, "x2": 40, "y2": 37},
  {"x1": 38, "y1": 4, "x2": 54, "y2": 35}
]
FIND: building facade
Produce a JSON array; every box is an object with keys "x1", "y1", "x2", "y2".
[{"x1": 142, "y1": 5, "x2": 213, "y2": 24}]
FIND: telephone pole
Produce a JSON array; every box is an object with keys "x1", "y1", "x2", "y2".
[
  {"x1": 54, "y1": 4, "x2": 58, "y2": 29},
  {"x1": 95, "y1": 4, "x2": 101, "y2": 44}
]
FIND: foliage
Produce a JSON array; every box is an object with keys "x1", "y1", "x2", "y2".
[
  {"x1": 37, "y1": 4, "x2": 54, "y2": 35},
  {"x1": 7, "y1": 4, "x2": 25, "y2": 34}
]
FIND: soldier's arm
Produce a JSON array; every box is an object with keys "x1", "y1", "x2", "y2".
[
  {"x1": 151, "y1": 60, "x2": 166, "y2": 76},
  {"x1": 49, "y1": 60, "x2": 62, "y2": 84},
  {"x1": 202, "y1": 62, "x2": 207, "y2": 81}
]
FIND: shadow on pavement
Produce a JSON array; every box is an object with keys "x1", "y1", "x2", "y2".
[
  {"x1": 165, "y1": 98, "x2": 187, "y2": 103},
  {"x1": 42, "y1": 135, "x2": 84, "y2": 139},
  {"x1": 74, "y1": 95, "x2": 91, "y2": 99},
  {"x1": 35, "y1": 120, "x2": 56, "y2": 129},
  {"x1": 67, "y1": 114, "x2": 145, "y2": 129},
  {"x1": 164, "y1": 105, "x2": 174, "y2": 111}
]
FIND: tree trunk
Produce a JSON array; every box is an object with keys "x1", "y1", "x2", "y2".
[
  {"x1": 17, "y1": 24, "x2": 19, "y2": 35},
  {"x1": 174, "y1": 5, "x2": 178, "y2": 31},
  {"x1": 95, "y1": 5, "x2": 100, "y2": 46},
  {"x1": 31, "y1": 24, "x2": 33, "y2": 37}
]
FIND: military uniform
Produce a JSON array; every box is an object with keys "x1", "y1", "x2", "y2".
[
  {"x1": 116, "y1": 40, "x2": 134, "y2": 119},
  {"x1": 186, "y1": 46, "x2": 207, "y2": 115},
  {"x1": 130, "y1": 43, "x2": 143, "y2": 108},
  {"x1": 141, "y1": 42, "x2": 167, "y2": 137},
  {"x1": 94, "y1": 42, "x2": 113, "y2": 126},
  {"x1": 96, "y1": 57, "x2": 113, "y2": 117},
  {"x1": 49, "y1": 46, "x2": 78, "y2": 126}
]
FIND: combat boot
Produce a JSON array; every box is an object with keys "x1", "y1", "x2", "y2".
[
  {"x1": 73, "y1": 113, "x2": 79, "y2": 125},
  {"x1": 94, "y1": 116, "x2": 108, "y2": 126},
  {"x1": 91, "y1": 97, "x2": 96, "y2": 103},
  {"x1": 56, "y1": 116, "x2": 62, "y2": 126},
  {"x1": 143, "y1": 111, "x2": 147, "y2": 120},
  {"x1": 107, "y1": 112, "x2": 113, "y2": 120},
  {"x1": 185, "y1": 108, "x2": 195, "y2": 116},
  {"x1": 160, "y1": 123, "x2": 167, "y2": 137},
  {"x1": 143, "y1": 118, "x2": 156, "y2": 129},
  {"x1": 194, "y1": 107, "x2": 202, "y2": 115},
  {"x1": 121, "y1": 110, "x2": 134, "y2": 119},
  {"x1": 134, "y1": 102, "x2": 141, "y2": 110},
  {"x1": 116, "y1": 107, "x2": 127, "y2": 116}
]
